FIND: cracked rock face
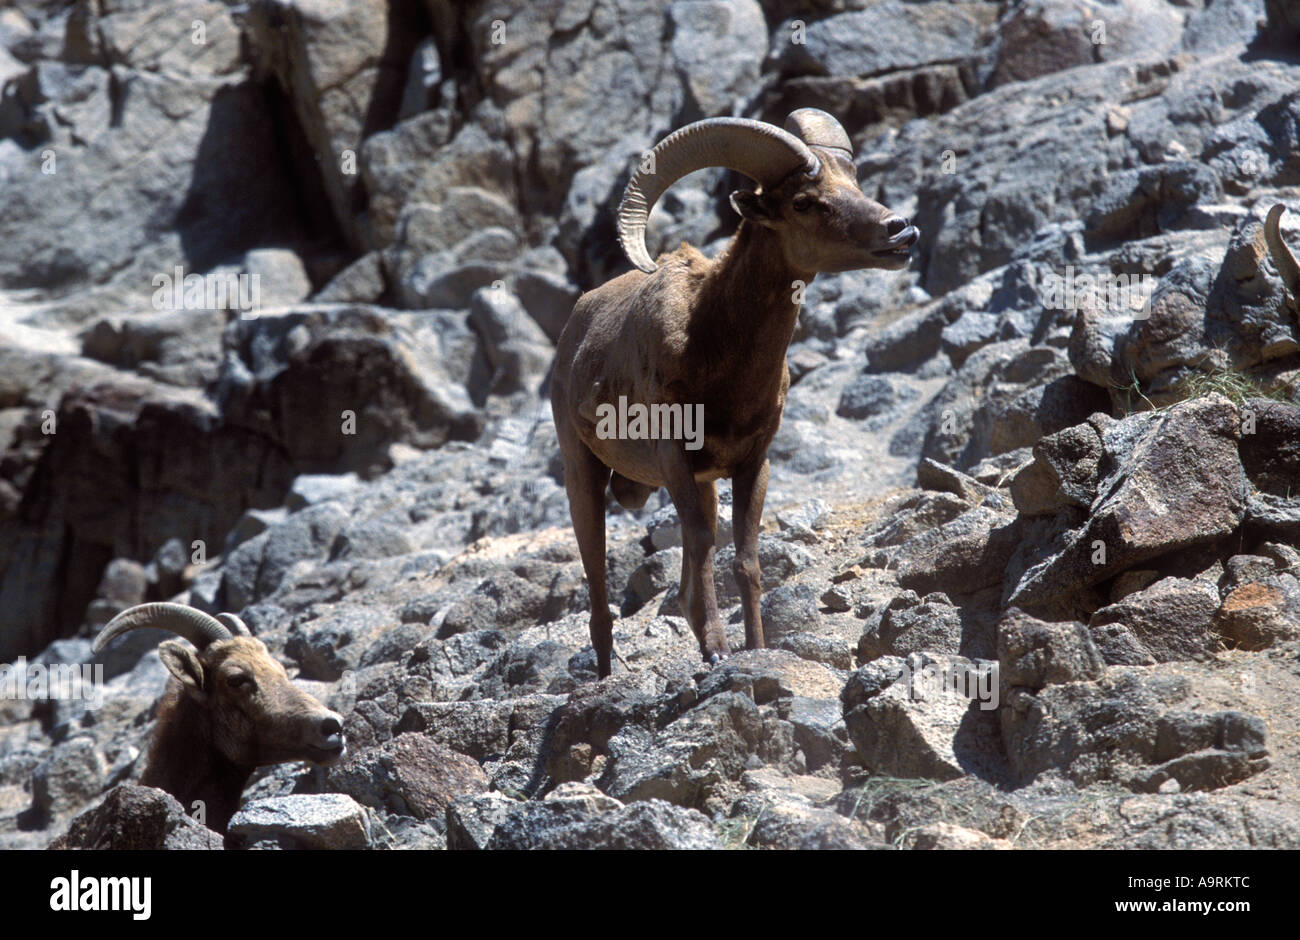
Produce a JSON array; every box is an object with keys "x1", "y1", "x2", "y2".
[{"x1": 3, "y1": 0, "x2": 1300, "y2": 851}]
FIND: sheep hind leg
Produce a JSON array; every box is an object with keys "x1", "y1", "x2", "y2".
[
  {"x1": 732, "y1": 456, "x2": 769, "y2": 650},
  {"x1": 561, "y1": 439, "x2": 615, "y2": 678}
]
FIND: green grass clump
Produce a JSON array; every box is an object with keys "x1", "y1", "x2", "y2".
[{"x1": 1170, "y1": 363, "x2": 1292, "y2": 408}]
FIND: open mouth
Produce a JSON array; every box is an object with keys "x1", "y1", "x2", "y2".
[
  {"x1": 873, "y1": 225, "x2": 919, "y2": 260},
  {"x1": 310, "y1": 742, "x2": 347, "y2": 765},
  {"x1": 872, "y1": 246, "x2": 912, "y2": 260}
]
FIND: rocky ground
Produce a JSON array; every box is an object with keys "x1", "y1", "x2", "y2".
[{"x1": 2, "y1": 0, "x2": 1299, "y2": 849}]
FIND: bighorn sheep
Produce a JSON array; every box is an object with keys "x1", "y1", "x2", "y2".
[
  {"x1": 1265, "y1": 203, "x2": 1300, "y2": 310},
  {"x1": 93, "y1": 603, "x2": 346, "y2": 833},
  {"x1": 551, "y1": 109, "x2": 918, "y2": 678}
]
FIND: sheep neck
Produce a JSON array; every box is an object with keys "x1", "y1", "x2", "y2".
[
  {"x1": 140, "y1": 683, "x2": 252, "y2": 834},
  {"x1": 691, "y1": 220, "x2": 810, "y2": 383}
]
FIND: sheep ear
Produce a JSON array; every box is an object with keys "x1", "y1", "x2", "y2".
[
  {"x1": 158, "y1": 640, "x2": 205, "y2": 700},
  {"x1": 730, "y1": 190, "x2": 774, "y2": 225}
]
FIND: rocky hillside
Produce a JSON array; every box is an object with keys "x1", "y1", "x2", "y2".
[{"x1": 2, "y1": 0, "x2": 1299, "y2": 849}]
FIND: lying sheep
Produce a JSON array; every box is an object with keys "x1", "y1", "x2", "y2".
[{"x1": 94, "y1": 603, "x2": 346, "y2": 834}]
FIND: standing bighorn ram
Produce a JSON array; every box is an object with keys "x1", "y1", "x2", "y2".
[
  {"x1": 551, "y1": 109, "x2": 919, "y2": 678},
  {"x1": 94, "y1": 603, "x2": 346, "y2": 833}
]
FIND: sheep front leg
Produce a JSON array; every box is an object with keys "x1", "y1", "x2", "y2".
[
  {"x1": 680, "y1": 479, "x2": 722, "y2": 660},
  {"x1": 731, "y1": 456, "x2": 769, "y2": 650},
  {"x1": 658, "y1": 441, "x2": 727, "y2": 663}
]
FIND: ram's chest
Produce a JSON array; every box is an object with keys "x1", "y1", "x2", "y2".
[{"x1": 678, "y1": 374, "x2": 787, "y2": 480}]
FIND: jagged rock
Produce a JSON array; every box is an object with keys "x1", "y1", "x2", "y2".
[
  {"x1": 1244, "y1": 492, "x2": 1300, "y2": 541},
  {"x1": 227, "y1": 793, "x2": 372, "y2": 849},
  {"x1": 669, "y1": 0, "x2": 767, "y2": 117},
  {"x1": 399, "y1": 694, "x2": 566, "y2": 764},
  {"x1": 769, "y1": 4, "x2": 996, "y2": 78},
  {"x1": 1085, "y1": 162, "x2": 1222, "y2": 245},
  {"x1": 745, "y1": 803, "x2": 885, "y2": 850},
  {"x1": 31, "y1": 736, "x2": 106, "y2": 817},
  {"x1": 917, "y1": 342, "x2": 1102, "y2": 471},
  {"x1": 836, "y1": 373, "x2": 902, "y2": 424},
  {"x1": 247, "y1": 0, "x2": 423, "y2": 250},
  {"x1": 80, "y1": 307, "x2": 227, "y2": 389},
  {"x1": 1238, "y1": 399, "x2": 1300, "y2": 495},
  {"x1": 51, "y1": 785, "x2": 222, "y2": 850},
  {"x1": 1213, "y1": 573, "x2": 1300, "y2": 650},
  {"x1": 906, "y1": 821, "x2": 1011, "y2": 850},
  {"x1": 1008, "y1": 396, "x2": 1247, "y2": 607},
  {"x1": 315, "y1": 252, "x2": 386, "y2": 304},
  {"x1": 1071, "y1": 216, "x2": 1300, "y2": 400},
  {"x1": 363, "y1": 117, "x2": 513, "y2": 244},
  {"x1": 863, "y1": 305, "x2": 952, "y2": 374},
  {"x1": 513, "y1": 267, "x2": 581, "y2": 343},
  {"x1": 627, "y1": 547, "x2": 682, "y2": 611},
  {"x1": 869, "y1": 492, "x2": 972, "y2": 548},
  {"x1": 221, "y1": 502, "x2": 350, "y2": 612},
  {"x1": 1001, "y1": 669, "x2": 1269, "y2": 790},
  {"x1": 446, "y1": 792, "x2": 518, "y2": 849},
  {"x1": 759, "y1": 582, "x2": 823, "y2": 642},
  {"x1": 465, "y1": 0, "x2": 682, "y2": 219},
  {"x1": 774, "y1": 632, "x2": 853, "y2": 670},
  {"x1": 775, "y1": 500, "x2": 830, "y2": 540},
  {"x1": 439, "y1": 571, "x2": 554, "y2": 639},
  {"x1": 386, "y1": 193, "x2": 520, "y2": 286},
  {"x1": 600, "y1": 689, "x2": 796, "y2": 812},
  {"x1": 0, "y1": 67, "x2": 302, "y2": 294},
  {"x1": 448, "y1": 785, "x2": 722, "y2": 850},
  {"x1": 894, "y1": 505, "x2": 1021, "y2": 597},
  {"x1": 858, "y1": 589, "x2": 964, "y2": 660},
  {"x1": 941, "y1": 312, "x2": 1002, "y2": 366},
  {"x1": 222, "y1": 307, "x2": 483, "y2": 463},
  {"x1": 1088, "y1": 577, "x2": 1222, "y2": 664},
  {"x1": 286, "y1": 605, "x2": 396, "y2": 681},
  {"x1": 841, "y1": 652, "x2": 1003, "y2": 782},
  {"x1": 96, "y1": 0, "x2": 242, "y2": 76},
  {"x1": 916, "y1": 458, "x2": 1002, "y2": 505},
  {"x1": 1010, "y1": 418, "x2": 1106, "y2": 515},
  {"x1": 467, "y1": 286, "x2": 554, "y2": 396},
  {"x1": 997, "y1": 608, "x2": 1106, "y2": 689},
  {"x1": 326, "y1": 734, "x2": 489, "y2": 824},
  {"x1": 990, "y1": 1, "x2": 1184, "y2": 88}
]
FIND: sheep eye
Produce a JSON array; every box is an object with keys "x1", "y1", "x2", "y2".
[
  {"x1": 227, "y1": 674, "x2": 252, "y2": 690},
  {"x1": 792, "y1": 195, "x2": 814, "y2": 212}
]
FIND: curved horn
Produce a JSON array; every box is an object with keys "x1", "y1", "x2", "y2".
[
  {"x1": 617, "y1": 117, "x2": 820, "y2": 273},
  {"x1": 217, "y1": 613, "x2": 252, "y2": 637},
  {"x1": 785, "y1": 108, "x2": 853, "y2": 158},
  {"x1": 1265, "y1": 204, "x2": 1300, "y2": 302},
  {"x1": 93, "y1": 602, "x2": 233, "y2": 654}
]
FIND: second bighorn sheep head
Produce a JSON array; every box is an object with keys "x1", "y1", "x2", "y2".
[{"x1": 94, "y1": 603, "x2": 346, "y2": 831}]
